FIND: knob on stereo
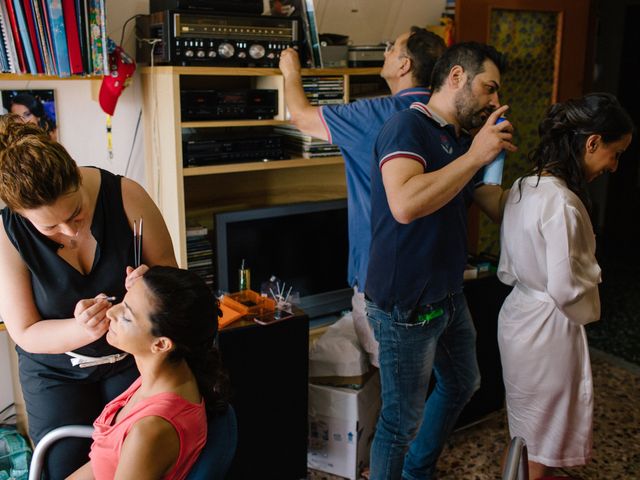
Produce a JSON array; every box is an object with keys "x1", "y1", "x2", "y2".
[
  {"x1": 185, "y1": 50, "x2": 194, "y2": 58},
  {"x1": 238, "y1": 52, "x2": 247, "y2": 59},
  {"x1": 218, "y1": 42, "x2": 235, "y2": 58},
  {"x1": 249, "y1": 44, "x2": 266, "y2": 59}
]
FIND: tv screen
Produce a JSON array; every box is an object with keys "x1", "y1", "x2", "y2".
[{"x1": 214, "y1": 199, "x2": 351, "y2": 318}]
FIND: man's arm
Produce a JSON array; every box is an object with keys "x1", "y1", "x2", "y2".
[
  {"x1": 279, "y1": 48, "x2": 328, "y2": 140},
  {"x1": 382, "y1": 154, "x2": 483, "y2": 224},
  {"x1": 382, "y1": 107, "x2": 516, "y2": 223},
  {"x1": 473, "y1": 184, "x2": 510, "y2": 223}
]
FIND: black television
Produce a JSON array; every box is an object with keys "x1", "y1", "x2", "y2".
[{"x1": 214, "y1": 199, "x2": 351, "y2": 318}]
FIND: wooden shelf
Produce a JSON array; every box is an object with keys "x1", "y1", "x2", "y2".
[
  {"x1": 182, "y1": 156, "x2": 344, "y2": 176},
  {"x1": 140, "y1": 67, "x2": 365, "y2": 267},
  {"x1": 140, "y1": 66, "x2": 380, "y2": 77},
  {"x1": 0, "y1": 73, "x2": 103, "y2": 80}
]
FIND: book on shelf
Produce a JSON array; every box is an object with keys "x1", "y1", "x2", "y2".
[
  {"x1": 62, "y1": 0, "x2": 84, "y2": 74},
  {"x1": 88, "y1": 0, "x2": 104, "y2": 74},
  {"x1": 0, "y1": 3, "x2": 17, "y2": 72},
  {"x1": 79, "y1": 0, "x2": 92, "y2": 73},
  {"x1": 0, "y1": 0, "x2": 106, "y2": 76},
  {"x1": 41, "y1": 0, "x2": 60, "y2": 74},
  {"x1": 3, "y1": 0, "x2": 27, "y2": 73},
  {"x1": 22, "y1": 0, "x2": 45, "y2": 73},
  {"x1": 33, "y1": 0, "x2": 54, "y2": 75},
  {"x1": 12, "y1": 0, "x2": 38, "y2": 74},
  {"x1": 46, "y1": 0, "x2": 71, "y2": 77}
]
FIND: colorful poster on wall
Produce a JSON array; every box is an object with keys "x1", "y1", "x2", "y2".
[{"x1": 0, "y1": 89, "x2": 58, "y2": 141}]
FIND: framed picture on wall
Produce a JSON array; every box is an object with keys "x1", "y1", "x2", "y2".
[{"x1": 0, "y1": 89, "x2": 58, "y2": 141}]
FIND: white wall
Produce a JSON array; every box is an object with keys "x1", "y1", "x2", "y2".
[
  {"x1": 316, "y1": 0, "x2": 446, "y2": 45},
  {"x1": 0, "y1": 0, "x2": 445, "y2": 193}
]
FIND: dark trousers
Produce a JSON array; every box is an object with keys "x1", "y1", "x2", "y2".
[{"x1": 18, "y1": 353, "x2": 138, "y2": 480}]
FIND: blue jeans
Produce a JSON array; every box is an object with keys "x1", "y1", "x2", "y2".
[{"x1": 366, "y1": 292, "x2": 480, "y2": 480}]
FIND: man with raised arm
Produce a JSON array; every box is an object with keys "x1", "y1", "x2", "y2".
[{"x1": 279, "y1": 27, "x2": 446, "y2": 367}]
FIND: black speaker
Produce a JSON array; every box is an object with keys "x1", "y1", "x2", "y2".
[
  {"x1": 456, "y1": 275, "x2": 512, "y2": 427},
  {"x1": 218, "y1": 314, "x2": 309, "y2": 479}
]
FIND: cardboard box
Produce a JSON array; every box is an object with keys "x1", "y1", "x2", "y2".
[{"x1": 308, "y1": 372, "x2": 380, "y2": 479}]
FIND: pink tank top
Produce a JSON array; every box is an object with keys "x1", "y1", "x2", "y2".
[{"x1": 89, "y1": 377, "x2": 207, "y2": 479}]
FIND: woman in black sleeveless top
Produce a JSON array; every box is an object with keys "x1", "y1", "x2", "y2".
[{"x1": 0, "y1": 114, "x2": 177, "y2": 479}]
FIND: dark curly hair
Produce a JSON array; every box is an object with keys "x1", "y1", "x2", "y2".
[
  {"x1": 143, "y1": 266, "x2": 229, "y2": 416},
  {"x1": 521, "y1": 92, "x2": 634, "y2": 210}
]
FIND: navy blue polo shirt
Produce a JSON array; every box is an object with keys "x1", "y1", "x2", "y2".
[
  {"x1": 365, "y1": 102, "x2": 480, "y2": 311},
  {"x1": 319, "y1": 88, "x2": 431, "y2": 291}
]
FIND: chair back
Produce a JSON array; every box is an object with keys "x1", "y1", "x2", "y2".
[
  {"x1": 186, "y1": 405, "x2": 238, "y2": 480},
  {"x1": 28, "y1": 406, "x2": 237, "y2": 480},
  {"x1": 502, "y1": 436, "x2": 529, "y2": 480}
]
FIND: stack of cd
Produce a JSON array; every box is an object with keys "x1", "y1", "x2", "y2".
[
  {"x1": 186, "y1": 225, "x2": 214, "y2": 290},
  {"x1": 302, "y1": 76, "x2": 345, "y2": 106}
]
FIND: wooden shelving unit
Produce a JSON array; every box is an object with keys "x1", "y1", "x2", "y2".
[
  {"x1": 140, "y1": 66, "x2": 383, "y2": 267},
  {"x1": 0, "y1": 73, "x2": 103, "y2": 80}
]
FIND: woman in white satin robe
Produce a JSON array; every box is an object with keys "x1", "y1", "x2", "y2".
[{"x1": 497, "y1": 93, "x2": 633, "y2": 480}]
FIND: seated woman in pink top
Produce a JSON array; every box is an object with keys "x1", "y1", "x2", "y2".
[{"x1": 68, "y1": 266, "x2": 228, "y2": 479}]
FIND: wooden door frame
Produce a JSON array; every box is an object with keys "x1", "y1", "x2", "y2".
[{"x1": 455, "y1": 0, "x2": 595, "y2": 102}]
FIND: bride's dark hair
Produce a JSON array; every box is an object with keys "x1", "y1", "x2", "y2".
[
  {"x1": 522, "y1": 92, "x2": 634, "y2": 209},
  {"x1": 143, "y1": 266, "x2": 229, "y2": 416}
]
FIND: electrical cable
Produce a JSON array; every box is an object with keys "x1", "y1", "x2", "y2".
[
  {"x1": 119, "y1": 14, "x2": 144, "y2": 47},
  {"x1": 124, "y1": 108, "x2": 142, "y2": 177}
]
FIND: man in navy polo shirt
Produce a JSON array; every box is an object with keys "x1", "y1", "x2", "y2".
[
  {"x1": 365, "y1": 42, "x2": 517, "y2": 479},
  {"x1": 279, "y1": 27, "x2": 445, "y2": 367}
]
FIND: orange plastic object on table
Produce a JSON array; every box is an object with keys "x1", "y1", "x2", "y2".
[{"x1": 218, "y1": 302, "x2": 243, "y2": 329}]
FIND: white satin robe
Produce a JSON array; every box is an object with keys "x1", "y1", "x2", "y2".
[{"x1": 497, "y1": 176, "x2": 601, "y2": 467}]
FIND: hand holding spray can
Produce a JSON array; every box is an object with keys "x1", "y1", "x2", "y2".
[{"x1": 483, "y1": 116, "x2": 507, "y2": 185}]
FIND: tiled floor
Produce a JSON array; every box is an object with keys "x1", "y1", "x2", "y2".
[{"x1": 309, "y1": 349, "x2": 640, "y2": 479}]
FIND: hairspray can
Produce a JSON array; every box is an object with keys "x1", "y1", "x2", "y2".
[{"x1": 483, "y1": 116, "x2": 506, "y2": 185}]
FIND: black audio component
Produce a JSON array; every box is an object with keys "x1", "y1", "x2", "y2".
[
  {"x1": 150, "y1": 0, "x2": 263, "y2": 14},
  {"x1": 183, "y1": 133, "x2": 288, "y2": 166},
  {"x1": 181, "y1": 89, "x2": 278, "y2": 120},
  {"x1": 136, "y1": 11, "x2": 299, "y2": 67}
]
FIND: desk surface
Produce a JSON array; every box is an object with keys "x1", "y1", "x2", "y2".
[{"x1": 219, "y1": 307, "x2": 307, "y2": 332}]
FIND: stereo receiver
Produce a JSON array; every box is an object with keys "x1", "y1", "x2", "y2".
[
  {"x1": 136, "y1": 11, "x2": 299, "y2": 67},
  {"x1": 181, "y1": 89, "x2": 278, "y2": 121},
  {"x1": 183, "y1": 132, "x2": 288, "y2": 167}
]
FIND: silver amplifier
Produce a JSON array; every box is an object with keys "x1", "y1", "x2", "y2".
[
  {"x1": 137, "y1": 11, "x2": 300, "y2": 67},
  {"x1": 348, "y1": 45, "x2": 385, "y2": 67}
]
